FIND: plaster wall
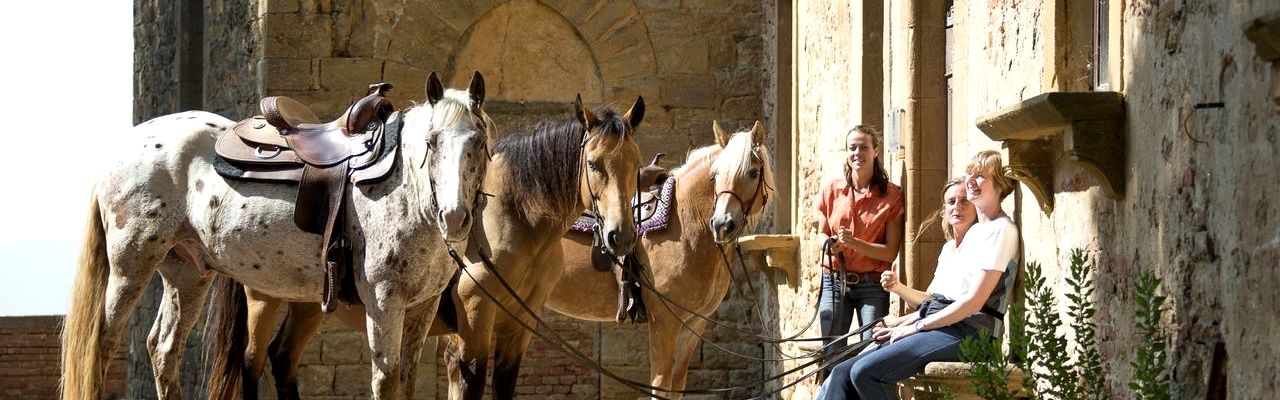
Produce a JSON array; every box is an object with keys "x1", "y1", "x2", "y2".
[
  {"x1": 784, "y1": 0, "x2": 1280, "y2": 399},
  {"x1": 946, "y1": 1, "x2": 1280, "y2": 398}
]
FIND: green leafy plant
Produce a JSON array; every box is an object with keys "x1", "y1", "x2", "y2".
[
  {"x1": 1023, "y1": 261, "x2": 1074, "y2": 398},
  {"x1": 959, "y1": 334, "x2": 1016, "y2": 400},
  {"x1": 961, "y1": 250, "x2": 1111, "y2": 400},
  {"x1": 960, "y1": 250, "x2": 1174, "y2": 400},
  {"x1": 1129, "y1": 271, "x2": 1171, "y2": 400},
  {"x1": 1065, "y1": 249, "x2": 1105, "y2": 399}
]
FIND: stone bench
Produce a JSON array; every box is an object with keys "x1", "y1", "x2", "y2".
[{"x1": 901, "y1": 361, "x2": 1029, "y2": 399}]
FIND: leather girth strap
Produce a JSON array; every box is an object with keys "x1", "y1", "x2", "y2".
[{"x1": 614, "y1": 252, "x2": 647, "y2": 324}]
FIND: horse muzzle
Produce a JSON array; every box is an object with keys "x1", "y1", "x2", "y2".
[
  {"x1": 601, "y1": 227, "x2": 637, "y2": 256},
  {"x1": 709, "y1": 213, "x2": 742, "y2": 244},
  {"x1": 439, "y1": 208, "x2": 472, "y2": 242}
]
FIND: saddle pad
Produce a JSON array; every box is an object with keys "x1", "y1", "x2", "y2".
[{"x1": 571, "y1": 177, "x2": 675, "y2": 235}]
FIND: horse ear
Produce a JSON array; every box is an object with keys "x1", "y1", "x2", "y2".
[
  {"x1": 575, "y1": 94, "x2": 599, "y2": 130},
  {"x1": 426, "y1": 72, "x2": 444, "y2": 106},
  {"x1": 624, "y1": 96, "x2": 645, "y2": 130},
  {"x1": 751, "y1": 120, "x2": 767, "y2": 146},
  {"x1": 713, "y1": 120, "x2": 730, "y2": 147},
  {"x1": 468, "y1": 71, "x2": 485, "y2": 108}
]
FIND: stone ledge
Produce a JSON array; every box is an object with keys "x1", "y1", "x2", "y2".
[
  {"x1": 903, "y1": 361, "x2": 1029, "y2": 400},
  {"x1": 737, "y1": 234, "x2": 800, "y2": 288},
  {"x1": 975, "y1": 91, "x2": 1127, "y2": 214}
]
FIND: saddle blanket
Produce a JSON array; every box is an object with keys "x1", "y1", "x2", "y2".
[{"x1": 571, "y1": 177, "x2": 675, "y2": 235}]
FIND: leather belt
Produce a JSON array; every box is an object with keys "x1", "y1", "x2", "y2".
[
  {"x1": 842, "y1": 271, "x2": 881, "y2": 285},
  {"x1": 826, "y1": 270, "x2": 882, "y2": 285}
]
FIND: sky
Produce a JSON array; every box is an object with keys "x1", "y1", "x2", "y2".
[{"x1": 0, "y1": 2, "x2": 133, "y2": 316}]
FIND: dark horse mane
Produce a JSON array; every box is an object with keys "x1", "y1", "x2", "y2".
[{"x1": 492, "y1": 106, "x2": 629, "y2": 220}]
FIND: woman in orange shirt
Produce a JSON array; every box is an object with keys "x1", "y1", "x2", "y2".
[{"x1": 814, "y1": 125, "x2": 905, "y2": 377}]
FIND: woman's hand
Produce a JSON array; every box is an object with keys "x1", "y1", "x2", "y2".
[
  {"x1": 836, "y1": 228, "x2": 855, "y2": 250},
  {"x1": 880, "y1": 270, "x2": 901, "y2": 292},
  {"x1": 872, "y1": 326, "x2": 894, "y2": 343},
  {"x1": 887, "y1": 324, "x2": 919, "y2": 343}
]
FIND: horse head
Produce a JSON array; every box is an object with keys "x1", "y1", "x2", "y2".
[
  {"x1": 576, "y1": 94, "x2": 644, "y2": 256},
  {"x1": 709, "y1": 120, "x2": 774, "y2": 243},
  {"x1": 413, "y1": 71, "x2": 492, "y2": 242}
]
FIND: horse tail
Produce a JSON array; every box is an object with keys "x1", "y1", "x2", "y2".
[
  {"x1": 204, "y1": 275, "x2": 247, "y2": 400},
  {"x1": 60, "y1": 192, "x2": 108, "y2": 400}
]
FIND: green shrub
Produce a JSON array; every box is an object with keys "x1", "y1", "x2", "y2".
[
  {"x1": 962, "y1": 249, "x2": 1135, "y2": 400},
  {"x1": 1129, "y1": 271, "x2": 1171, "y2": 400}
]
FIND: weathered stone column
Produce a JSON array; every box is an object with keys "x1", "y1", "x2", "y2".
[{"x1": 899, "y1": 0, "x2": 949, "y2": 292}]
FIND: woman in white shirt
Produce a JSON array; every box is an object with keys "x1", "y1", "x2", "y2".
[{"x1": 816, "y1": 150, "x2": 1020, "y2": 400}]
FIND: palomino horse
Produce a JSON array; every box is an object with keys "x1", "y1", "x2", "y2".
[
  {"x1": 545, "y1": 120, "x2": 774, "y2": 399},
  {"x1": 60, "y1": 72, "x2": 492, "y2": 400},
  {"x1": 208, "y1": 95, "x2": 644, "y2": 400}
]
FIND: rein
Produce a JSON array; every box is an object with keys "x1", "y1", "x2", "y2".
[{"x1": 444, "y1": 244, "x2": 694, "y2": 400}]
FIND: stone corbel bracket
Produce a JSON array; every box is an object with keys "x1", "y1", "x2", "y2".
[
  {"x1": 975, "y1": 91, "x2": 1127, "y2": 214},
  {"x1": 1245, "y1": 11, "x2": 1280, "y2": 113},
  {"x1": 736, "y1": 234, "x2": 800, "y2": 288}
]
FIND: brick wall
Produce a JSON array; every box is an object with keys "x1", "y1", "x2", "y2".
[{"x1": 0, "y1": 316, "x2": 126, "y2": 400}]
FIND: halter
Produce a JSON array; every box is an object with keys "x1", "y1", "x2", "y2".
[
  {"x1": 419, "y1": 105, "x2": 491, "y2": 232},
  {"x1": 581, "y1": 130, "x2": 611, "y2": 253},
  {"x1": 712, "y1": 147, "x2": 770, "y2": 216}
]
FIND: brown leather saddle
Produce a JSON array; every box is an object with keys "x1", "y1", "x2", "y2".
[{"x1": 213, "y1": 83, "x2": 401, "y2": 312}]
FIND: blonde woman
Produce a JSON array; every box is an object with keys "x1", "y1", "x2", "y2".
[{"x1": 817, "y1": 150, "x2": 1019, "y2": 400}]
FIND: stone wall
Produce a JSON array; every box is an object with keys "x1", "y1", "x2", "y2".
[
  {"x1": 128, "y1": 0, "x2": 780, "y2": 398},
  {"x1": 784, "y1": 0, "x2": 1280, "y2": 399},
  {"x1": 0, "y1": 316, "x2": 126, "y2": 400}
]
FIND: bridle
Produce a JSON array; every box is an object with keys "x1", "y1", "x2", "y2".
[
  {"x1": 580, "y1": 127, "x2": 638, "y2": 255},
  {"x1": 712, "y1": 148, "x2": 770, "y2": 217},
  {"x1": 419, "y1": 106, "x2": 492, "y2": 237}
]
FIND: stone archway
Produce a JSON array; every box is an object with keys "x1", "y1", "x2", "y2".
[{"x1": 445, "y1": 0, "x2": 658, "y2": 134}]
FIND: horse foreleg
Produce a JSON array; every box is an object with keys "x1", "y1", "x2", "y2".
[
  {"x1": 364, "y1": 292, "x2": 406, "y2": 400},
  {"x1": 646, "y1": 312, "x2": 682, "y2": 399},
  {"x1": 235, "y1": 289, "x2": 280, "y2": 400},
  {"x1": 396, "y1": 301, "x2": 436, "y2": 400},
  {"x1": 265, "y1": 301, "x2": 322, "y2": 400},
  {"x1": 444, "y1": 333, "x2": 488, "y2": 400},
  {"x1": 666, "y1": 318, "x2": 708, "y2": 399},
  {"x1": 149, "y1": 255, "x2": 213, "y2": 400},
  {"x1": 446, "y1": 298, "x2": 494, "y2": 400},
  {"x1": 491, "y1": 317, "x2": 537, "y2": 400}
]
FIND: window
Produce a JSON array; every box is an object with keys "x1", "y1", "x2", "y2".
[{"x1": 1092, "y1": 0, "x2": 1110, "y2": 90}]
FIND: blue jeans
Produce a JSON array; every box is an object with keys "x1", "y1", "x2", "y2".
[
  {"x1": 818, "y1": 273, "x2": 889, "y2": 374},
  {"x1": 815, "y1": 322, "x2": 986, "y2": 400}
]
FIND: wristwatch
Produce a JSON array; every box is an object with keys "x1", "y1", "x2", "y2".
[{"x1": 913, "y1": 320, "x2": 926, "y2": 332}]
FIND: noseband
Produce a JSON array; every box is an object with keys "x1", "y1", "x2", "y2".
[
  {"x1": 580, "y1": 129, "x2": 640, "y2": 257},
  {"x1": 713, "y1": 148, "x2": 769, "y2": 216},
  {"x1": 420, "y1": 111, "x2": 490, "y2": 229}
]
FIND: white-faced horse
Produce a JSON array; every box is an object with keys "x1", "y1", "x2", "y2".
[
  {"x1": 546, "y1": 121, "x2": 774, "y2": 399},
  {"x1": 60, "y1": 72, "x2": 492, "y2": 400}
]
